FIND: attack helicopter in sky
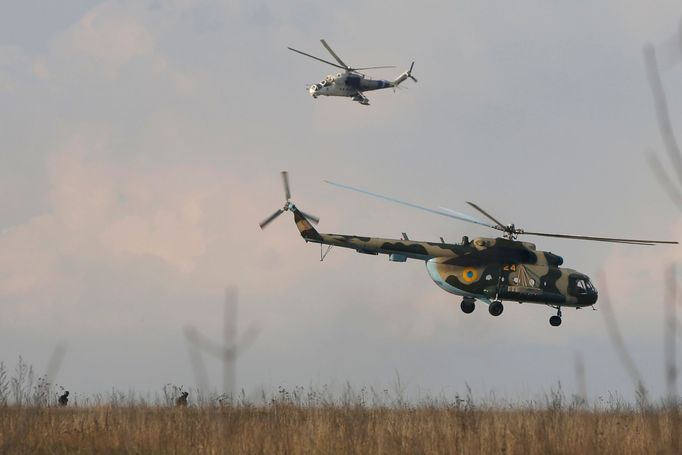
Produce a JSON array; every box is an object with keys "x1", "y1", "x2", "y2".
[
  {"x1": 288, "y1": 39, "x2": 417, "y2": 105},
  {"x1": 260, "y1": 172, "x2": 678, "y2": 327}
]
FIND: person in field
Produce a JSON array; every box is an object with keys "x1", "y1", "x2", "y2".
[
  {"x1": 176, "y1": 391, "x2": 188, "y2": 407},
  {"x1": 58, "y1": 391, "x2": 69, "y2": 406}
]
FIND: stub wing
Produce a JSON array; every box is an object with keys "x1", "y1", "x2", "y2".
[{"x1": 352, "y1": 91, "x2": 370, "y2": 105}]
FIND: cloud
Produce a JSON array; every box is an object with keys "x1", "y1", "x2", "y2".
[
  {"x1": 0, "y1": 44, "x2": 31, "y2": 91},
  {"x1": 0, "y1": 120, "x2": 318, "y2": 333},
  {"x1": 54, "y1": 3, "x2": 155, "y2": 69}
]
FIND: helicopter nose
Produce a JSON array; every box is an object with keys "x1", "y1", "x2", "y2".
[
  {"x1": 309, "y1": 85, "x2": 318, "y2": 97},
  {"x1": 579, "y1": 289, "x2": 598, "y2": 306},
  {"x1": 582, "y1": 293, "x2": 598, "y2": 306}
]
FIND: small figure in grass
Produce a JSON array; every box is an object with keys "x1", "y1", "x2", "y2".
[
  {"x1": 176, "y1": 391, "x2": 189, "y2": 407},
  {"x1": 58, "y1": 391, "x2": 69, "y2": 406}
]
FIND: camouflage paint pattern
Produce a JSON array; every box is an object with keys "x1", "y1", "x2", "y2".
[{"x1": 292, "y1": 206, "x2": 598, "y2": 308}]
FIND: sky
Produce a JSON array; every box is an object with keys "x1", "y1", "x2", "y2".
[{"x1": 1, "y1": 0, "x2": 682, "y2": 403}]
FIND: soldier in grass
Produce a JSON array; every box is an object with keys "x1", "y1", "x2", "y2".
[
  {"x1": 176, "y1": 391, "x2": 188, "y2": 407},
  {"x1": 58, "y1": 391, "x2": 69, "y2": 406}
]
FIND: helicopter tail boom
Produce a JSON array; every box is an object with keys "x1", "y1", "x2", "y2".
[
  {"x1": 391, "y1": 62, "x2": 417, "y2": 87},
  {"x1": 293, "y1": 205, "x2": 322, "y2": 241}
]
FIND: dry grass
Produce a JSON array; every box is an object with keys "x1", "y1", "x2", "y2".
[{"x1": 0, "y1": 403, "x2": 680, "y2": 454}]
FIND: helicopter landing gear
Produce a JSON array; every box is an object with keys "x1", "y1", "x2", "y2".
[
  {"x1": 489, "y1": 301, "x2": 504, "y2": 316},
  {"x1": 549, "y1": 307, "x2": 562, "y2": 327},
  {"x1": 461, "y1": 298, "x2": 475, "y2": 314}
]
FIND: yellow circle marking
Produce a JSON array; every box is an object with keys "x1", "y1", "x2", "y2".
[{"x1": 462, "y1": 268, "x2": 478, "y2": 283}]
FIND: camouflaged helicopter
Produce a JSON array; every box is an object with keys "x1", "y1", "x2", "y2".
[
  {"x1": 260, "y1": 172, "x2": 678, "y2": 327},
  {"x1": 288, "y1": 39, "x2": 417, "y2": 106}
]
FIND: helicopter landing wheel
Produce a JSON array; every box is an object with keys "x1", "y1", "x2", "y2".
[
  {"x1": 549, "y1": 307, "x2": 562, "y2": 327},
  {"x1": 489, "y1": 301, "x2": 504, "y2": 317},
  {"x1": 461, "y1": 298, "x2": 475, "y2": 314}
]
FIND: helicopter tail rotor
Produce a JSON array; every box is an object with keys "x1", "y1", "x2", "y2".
[
  {"x1": 391, "y1": 62, "x2": 418, "y2": 87},
  {"x1": 407, "y1": 61, "x2": 417, "y2": 82},
  {"x1": 259, "y1": 171, "x2": 320, "y2": 230}
]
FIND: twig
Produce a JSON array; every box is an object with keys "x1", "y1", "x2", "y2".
[
  {"x1": 644, "y1": 44, "x2": 682, "y2": 187},
  {"x1": 645, "y1": 151, "x2": 682, "y2": 211},
  {"x1": 664, "y1": 264, "x2": 678, "y2": 400},
  {"x1": 573, "y1": 351, "x2": 588, "y2": 406}
]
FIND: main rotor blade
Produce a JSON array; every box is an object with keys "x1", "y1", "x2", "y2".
[
  {"x1": 282, "y1": 171, "x2": 291, "y2": 201},
  {"x1": 465, "y1": 202, "x2": 506, "y2": 229},
  {"x1": 324, "y1": 180, "x2": 496, "y2": 229},
  {"x1": 438, "y1": 207, "x2": 498, "y2": 228},
  {"x1": 259, "y1": 209, "x2": 284, "y2": 229},
  {"x1": 299, "y1": 210, "x2": 320, "y2": 225},
  {"x1": 288, "y1": 47, "x2": 346, "y2": 70},
  {"x1": 522, "y1": 230, "x2": 678, "y2": 246},
  {"x1": 353, "y1": 65, "x2": 396, "y2": 70},
  {"x1": 320, "y1": 39, "x2": 349, "y2": 69}
]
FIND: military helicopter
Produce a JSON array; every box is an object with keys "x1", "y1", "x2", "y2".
[
  {"x1": 260, "y1": 172, "x2": 678, "y2": 327},
  {"x1": 288, "y1": 39, "x2": 417, "y2": 105}
]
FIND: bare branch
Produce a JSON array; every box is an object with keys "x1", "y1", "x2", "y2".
[
  {"x1": 644, "y1": 44, "x2": 682, "y2": 187},
  {"x1": 664, "y1": 265, "x2": 678, "y2": 400},
  {"x1": 645, "y1": 151, "x2": 682, "y2": 210}
]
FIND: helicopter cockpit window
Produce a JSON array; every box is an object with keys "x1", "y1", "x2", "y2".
[
  {"x1": 576, "y1": 280, "x2": 586, "y2": 293},
  {"x1": 570, "y1": 276, "x2": 596, "y2": 295},
  {"x1": 572, "y1": 278, "x2": 589, "y2": 294}
]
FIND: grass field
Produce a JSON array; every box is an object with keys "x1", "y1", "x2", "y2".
[{"x1": 1, "y1": 401, "x2": 680, "y2": 454}]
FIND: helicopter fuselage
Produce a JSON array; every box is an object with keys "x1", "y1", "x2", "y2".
[
  {"x1": 425, "y1": 252, "x2": 596, "y2": 308},
  {"x1": 309, "y1": 71, "x2": 396, "y2": 99}
]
